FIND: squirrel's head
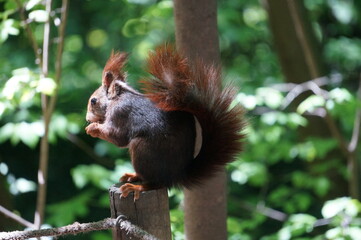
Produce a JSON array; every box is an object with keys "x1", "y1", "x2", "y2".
[
  {"x1": 102, "y1": 51, "x2": 141, "y2": 99},
  {"x1": 86, "y1": 51, "x2": 142, "y2": 124},
  {"x1": 86, "y1": 86, "x2": 108, "y2": 124}
]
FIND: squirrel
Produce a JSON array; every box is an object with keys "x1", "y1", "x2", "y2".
[{"x1": 85, "y1": 45, "x2": 245, "y2": 200}]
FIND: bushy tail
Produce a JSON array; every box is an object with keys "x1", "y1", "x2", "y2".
[{"x1": 142, "y1": 45, "x2": 245, "y2": 188}]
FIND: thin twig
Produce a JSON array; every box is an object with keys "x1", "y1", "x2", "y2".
[
  {"x1": 271, "y1": 74, "x2": 342, "y2": 110},
  {"x1": 273, "y1": 76, "x2": 351, "y2": 159},
  {"x1": 0, "y1": 217, "x2": 159, "y2": 240},
  {"x1": 240, "y1": 201, "x2": 287, "y2": 222},
  {"x1": 273, "y1": 74, "x2": 359, "y2": 198},
  {"x1": 271, "y1": 74, "x2": 342, "y2": 92},
  {"x1": 348, "y1": 73, "x2": 361, "y2": 153},
  {"x1": 34, "y1": 0, "x2": 53, "y2": 229},
  {"x1": 14, "y1": 0, "x2": 42, "y2": 66},
  {"x1": 240, "y1": 201, "x2": 333, "y2": 227},
  {"x1": 54, "y1": 0, "x2": 68, "y2": 85},
  {"x1": 0, "y1": 205, "x2": 35, "y2": 229},
  {"x1": 44, "y1": 0, "x2": 69, "y2": 126},
  {"x1": 277, "y1": 76, "x2": 330, "y2": 109}
]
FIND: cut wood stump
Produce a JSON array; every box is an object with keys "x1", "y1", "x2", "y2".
[{"x1": 109, "y1": 183, "x2": 171, "y2": 240}]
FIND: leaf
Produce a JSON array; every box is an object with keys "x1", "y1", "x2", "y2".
[
  {"x1": 71, "y1": 164, "x2": 113, "y2": 189},
  {"x1": 329, "y1": 88, "x2": 352, "y2": 103},
  {"x1": 25, "y1": 0, "x2": 42, "y2": 10},
  {"x1": 347, "y1": 227, "x2": 361, "y2": 239},
  {"x1": 36, "y1": 77, "x2": 57, "y2": 95},
  {"x1": 278, "y1": 226, "x2": 292, "y2": 240},
  {"x1": 279, "y1": 213, "x2": 316, "y2": 239},
  {"x1": 287, "y1": 113, "x2": 307, "y2": 128},
  {"x1": 308, "y1": 137, "x2": 337, "y2": 158},
  {"x1": 325, "y1": 227, "x2": 342, "y2": 239},
  {"x1": 47, "y1": 191, "x2": 94, "y2": 226},
  {"x1": 28, "y1": 10, "x2": 49, "y2": 23},
  {"x1": 0, "y1": 19, "x2": 19, "y2": 43},
  {"x1": 231, "y1": 162, "x2": 268, "y2": 186},
  {"x1": 0, "y1": 123, "x2": 15, "y2": 143},
  {"x1": 256, "y1": 87, "x2": 284, "y2": 109},
  {"x1": 321, "y1": 197, "x2": 361, "y2": 218},
  {"x1": 0, "y1": 122, "x2": 43, "y2": 148},
  {"x1": 10, "y1": 178, "x2": 37, "y2": 194},
  {"x1": 297, "y1": 95, "x2": 325, "y2": 114},
  {"x1": 2, "y1": 68, "x2": 32, "y2": 99},
  {"x1": 313, "y1": 177, "x2": 330, "y2": 197},
  {"x1": 0, "y1": 102, "x2": 5, "y2": 117},
  {"x1": 235, "y1": 93, "x2": 257, "y2": 110},
  {"x1": 328, "y1": 0, "x2": 354, "y2": 24},
  {"x1": 17, "y1": 122, "x2": 41, "y2": 148},
  {"x1": 122, "y1": 18, "x2": 149, "y2": 37},
  {"x1": 288, "y1": 213, "x2": 316, "y2": 231},
  {"x1": 243, "y1": 6, "x2": 267, "y2": 28}
]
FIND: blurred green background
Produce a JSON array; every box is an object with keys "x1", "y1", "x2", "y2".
[{"x1": 1, "y1": 0, "x2": 361, "y2": 239}]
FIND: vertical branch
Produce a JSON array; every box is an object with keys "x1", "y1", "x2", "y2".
[
  {"x1": 347, "y1": 74, "x2": 361, "y2": 199},
  {"x1": 48, "y1": 0, "x2": 69, "y2": 118},
  {"x1": 34, "y1": 0, "x2": 52, "y2": 229},
  {"x1": 14, "y1": 0, "x2": 42, "y2": 66},
  {"x1": 34, "y1": 0, "x2": 69, "y2": 228},
  {"x1": 287, "y1": 0, "x2": 320, "y2": 79},
  {"x1": 348, "y1": 74, "x2": 361, "y2": 153}
]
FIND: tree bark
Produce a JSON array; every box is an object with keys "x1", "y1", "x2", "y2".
[
  {"x1": 264, "y1": 0, "x2": 353, "y2": 198},
  {"x1": 173, "y1": 0, "x2": 227, "y2": 239},
  {"x1": 264, "y1": 0, "x2": 325, "y2": 84}
]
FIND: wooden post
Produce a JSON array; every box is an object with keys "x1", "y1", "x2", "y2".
[{"x1": 109, "y1": 183, "x2": 171, "y2": 240}]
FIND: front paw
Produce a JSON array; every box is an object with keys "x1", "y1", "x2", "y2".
[
  {"x1": 120, "y1": 173, "x2": 140, "y2": 183},
  {"x1": 85, "y1": 123, "x2": 100, "y2": 137}
]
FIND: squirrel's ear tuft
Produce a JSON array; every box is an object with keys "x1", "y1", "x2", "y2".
[
  {"x1": 102, "y1": 51, "x2": 128, "y2": 86},
  {"x1": 103, "y1": 71, "x2": 114, "y2": 87}
]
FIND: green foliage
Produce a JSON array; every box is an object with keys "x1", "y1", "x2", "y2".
[
  {"x1": 0, "y1": 0, "x2": 361, "y2": 239},
  {"x1": 278, "y1": 214, "x2": 317, "y2": 240},
  {"x1": 71, "y1": 160, "x2": 133, "y2": 190},
  {"x1": 47, "y1": 190, "x2": 95, "y2": 226},
  {"x1": 170, "y1": 208, "x2": 185, "y2": 240}
]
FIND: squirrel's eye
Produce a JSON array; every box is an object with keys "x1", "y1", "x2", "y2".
[{"x1": 91, "y1": 98, "x2": 97, "y2": 105}]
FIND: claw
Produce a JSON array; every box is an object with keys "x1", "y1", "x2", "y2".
[{"x1": 120, "y1": 183, "x2": 146, "y2": 201}]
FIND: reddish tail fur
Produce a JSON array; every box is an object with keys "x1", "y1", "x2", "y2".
[{"x1": 142, "y1": 45, "x2": 245, "y2": 187}]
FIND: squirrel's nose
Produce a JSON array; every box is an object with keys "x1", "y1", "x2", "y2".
[{"x1": 91, "y1": 98, "x2": 97, "y2": 105}]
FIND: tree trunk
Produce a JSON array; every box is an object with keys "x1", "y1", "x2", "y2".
[
  {"x1": 264, "y1": 0, "x2": 325, "y2": 84},
  {"x1": 264, "y1": 0, "x2": 353, "y2": 198},
  {"x1": 173, "y1": 0, "x2": 228, "y2": 239}
]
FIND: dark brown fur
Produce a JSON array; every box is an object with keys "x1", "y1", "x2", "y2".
[
  {"x1": 86, "y1": 45, "x2": 245, "y2": 193},
  {"x1": 142, "y1": 45, "x2": 245, "y2": 187}
]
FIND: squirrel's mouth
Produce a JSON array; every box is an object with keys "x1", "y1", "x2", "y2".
[{"x1": 86, "y1": 112, "x2": 105, "y2": 124}]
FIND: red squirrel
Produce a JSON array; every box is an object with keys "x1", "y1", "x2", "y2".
[{"x1": 85, "y1": 45, "x2": 245, "y2": 200}]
